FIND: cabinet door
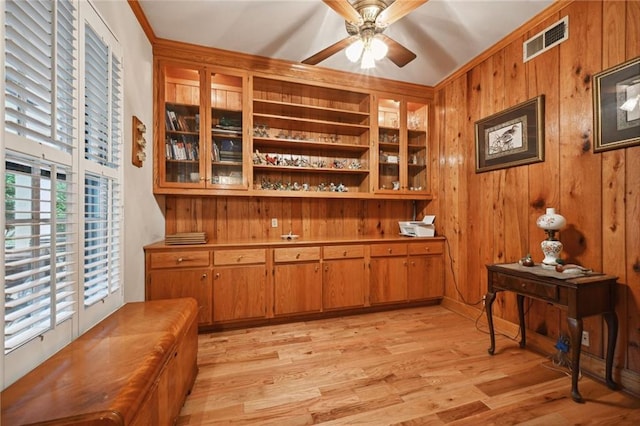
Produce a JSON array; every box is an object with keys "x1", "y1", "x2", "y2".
[
  {"x1": 407, "y1": 255, "x2": 444, "y2": 300},
  {"x1": 161, "y1": 63, "x2": 203, "y2": 187},
  {"x1": 274, "y1": 262, "x2": 322, "y2": 315},
  {"x1": 209, "y1": 70, "x2": 247, "y2": 189},
  {"x1": 406, "y1": 101, "x2": 428, "y2": 192},
  {"x1": 323, "y1": 258, "x2": 366, "y2": 310},
  {"x1": 147, "y1": 269, "x2": 212, "y2": 325},
  {"x1": 213, "y1": 264, "x2": 267, "y2": 322},
  {"x1": 377, "y1": 97, "x2": 401, "y2": 191},
  {"x1": 369, "y1": 256, "x2": 407, "y2": 304}
]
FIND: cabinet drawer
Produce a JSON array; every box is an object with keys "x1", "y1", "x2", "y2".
[
  {"x1": 149, "y1": 251, "x2": 210, "y2": 269},
  {"x1": 214, "y1": 249, "x2": 266, "y2": 265},
  {"x1": 408, "y1": 241, "x2": 443, "y2": 255},
  {"x1": 370, "y1": 243, "x2": 407, "y2": 257},
  {"x1": 323, "y1": 245, "x2": 365, "y2": 260},
  {"x1": 274, "y1": 246, "x2": 320, "y2": 263},
  {"x1": 493, "y1": 274, "x2": 558, "y2": 302}
]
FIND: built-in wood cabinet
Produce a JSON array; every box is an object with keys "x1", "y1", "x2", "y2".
[
  {"x1": 407, "y1": 242, "x2": 444, "y2": 301},
  {"x1": 157, "y1": 62, "x2": 249, "y2": 190},
  {"x1": 322, "y1": 245, "x2": 367, "y2": 310},
  {"x1": 376, "y1": 96, "x2": 429, "y2": 194},
  {"x1": 273, "y1": 246, "x2": 322, "y2": 316},
  {"x1": 369, "y1": 243, "x2": 409, "y2": 304},
  {"x1": 212, "y1": 249, "x2": 267, "y2": 322},
  {"x1": 154, "y1": 59, "x2": 431, "y2": 199},
  {"x1": 144, "y1": 238, "x2": 444, "y2": 330},
  {"x1": 145, "y1": 249, "x2": 212, "y2": 325}
]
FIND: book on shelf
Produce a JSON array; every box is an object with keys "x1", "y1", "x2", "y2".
[
  {"x1": 166, "y1": 110, "x2": 179, "y2": 131},
  {"x1": 211, "y1": 142, "x2": 220, "y2": 162},
  {"x1": 166, "y1": 110, "x2": 176, "y2": 131}
]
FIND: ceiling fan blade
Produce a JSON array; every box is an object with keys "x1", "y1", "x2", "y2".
[
  {"x1": 323, "y1": 0, "x2": 362, "y2": 24},
  {"x1": 379, "y1": 34, "x2": 416, "y2": 67},
  {"x1": 302, "y1": 36, "x2": 360, "y2": 65},
  {"x1": 376, "y1": 0, "x2": 428, "y2": 26}
]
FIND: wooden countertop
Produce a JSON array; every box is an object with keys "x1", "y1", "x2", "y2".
[{"x1": 144, "y1": 235, "x2": 446, "y2": 250}]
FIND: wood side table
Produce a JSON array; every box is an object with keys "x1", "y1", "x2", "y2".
[{"x1": 485, "y1": 263, "x2": 618, "y2": 403}]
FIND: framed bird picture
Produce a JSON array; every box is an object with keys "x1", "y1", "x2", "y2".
[
  {"x1": 475, "y1": 95, "x2": 545, "y2": 173},
  {"x1": 592, "y1": 56, "x2": 640, "y2": 152}
]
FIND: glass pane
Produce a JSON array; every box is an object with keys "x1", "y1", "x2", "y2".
[
  {"x1": 378, "y1": 98, "x2": 400, "y2": 191},
  {"x1": 210, "y1": 72, "x2": 243, "y2": 187},
  {"x1": 164, "y1": 65, "x2": 201, "y2": 183},
  {"x1": 407, "y1": 102, "x2": 428, "y2": 191}
]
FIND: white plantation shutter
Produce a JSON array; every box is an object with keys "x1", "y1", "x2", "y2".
[
  {"x1": 83, "y1": 174, "x2": 121, "y2": 306},
  {"x1": 3, "y1": 0, "x2": 78, "y2": 355},
  {"x1": 4, "y1": 153, "x2": 77, "y2": 352},
  {"x1": 81, "y1": 17, "x2": 123, "y2": 307},
  {"x1": 4, "y1": 0, "x2": 76, "y2": 153}
]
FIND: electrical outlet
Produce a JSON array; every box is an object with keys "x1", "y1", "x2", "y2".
[
  {"x1": 271, "y1": 218, "x2": 278, "y2": 228},
  {"x1": 581, "y1": 331, "x2": 590, "y2": 347}
]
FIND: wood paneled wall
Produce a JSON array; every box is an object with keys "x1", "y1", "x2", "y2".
[
  {"x1": 435, "y1": 0, "x2": 640, "y2": 387},
  {"x1": 164, "y1": 197, "x2": 427, "y2": 240}
]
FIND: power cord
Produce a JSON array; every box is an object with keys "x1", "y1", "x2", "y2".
[{"x1": 444, "y1": 237, "x2": 525, "y2": 344}]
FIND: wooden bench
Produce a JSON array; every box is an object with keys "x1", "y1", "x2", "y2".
[{"x1": 1, "y1": 298, "x2": 198, "y2": 425}]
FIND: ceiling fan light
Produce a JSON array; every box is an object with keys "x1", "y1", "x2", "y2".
[
  {"x1": 361, "y1": 48, "x2": 375, "y2": 69},
  {"x1": 371, "y1": 37, "x2": 388, "y2": 60},
  {"x1": 345, "y1": 39, "x2": 364, "y2": 62}
]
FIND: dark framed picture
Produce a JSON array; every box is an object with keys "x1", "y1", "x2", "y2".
[
  {"x1": 475, "y1": 95, "x2": 544, "y2": 173},
  {"x1": 593, "y1": 56, "x2": 640, "y2": 152}
]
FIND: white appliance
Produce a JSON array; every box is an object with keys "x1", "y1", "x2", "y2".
[{"x1": 399, "y1": 215, "x2": 436, "y2": 237}]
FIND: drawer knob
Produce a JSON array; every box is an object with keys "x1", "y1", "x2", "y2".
[
  {"x1": 388, "y1": 248, "x2": 392, "y2": 254},
  {"x1": 522, "y1": 283, "x2": 526, "y2": 288},
  {"x1": 177, "y1": 257, "x2": 183, "y2": 263},
  {"x1": 343, "y1": 251, "x2": 347, "y2": 256},
  {"x1": 296, "y1": 253, "x2": 301, "y2": 259},
  {"x1": 237, "y1": 255, "x2": 243, "y2": 262}
]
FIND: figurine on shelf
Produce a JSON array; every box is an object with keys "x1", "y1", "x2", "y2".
[{"x1": 253, "y1": 149, "x2": 267, "y2": 165}]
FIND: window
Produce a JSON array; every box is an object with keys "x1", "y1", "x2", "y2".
[{"x1": 2, "y1": 0, "x2": 123, "y2": 387}]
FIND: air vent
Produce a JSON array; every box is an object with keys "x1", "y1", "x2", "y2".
[{"x1": 523, "y1": 16, "x2": 569, "y2": 62}]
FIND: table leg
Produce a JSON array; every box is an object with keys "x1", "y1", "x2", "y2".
[
  {"x1": 517, "y1": 294, "x2": 526, "y2": 348},
  {"x1": 603, "y1": 311, "x2": 619, "y2": 390},
  {"x1": 486, "y1": 291, "x2": 497, "y2": 355},
  {"x1": 567, "y1": 316, "x2": 584, "y2": 403}
]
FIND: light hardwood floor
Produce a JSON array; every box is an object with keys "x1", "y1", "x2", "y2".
[{"x1": 177, "y1": 305, "x2": 640, "y2": 425}]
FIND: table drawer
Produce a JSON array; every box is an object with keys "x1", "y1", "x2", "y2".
[
  {"x1": 408, "y1": 241, "x2": 443, "y2": 255},
  {"x1": 493, "y1": 273, "x2": 558, "y2": 302},
  {"x1": 323, "y1": 245, "x2": 365, "y2": 260},
  {"x1": 149, "y1": 251, "x2": 210, "y2": 269},
  {"x1": 370, "y1": 243, "x2": 407, "y2": 257},
  {"x1": 274, "y1": 246, "x2": 320, "y2": 263},
  {"x1": 214, "y1": 249, "x2": 266, "y2": 265}
]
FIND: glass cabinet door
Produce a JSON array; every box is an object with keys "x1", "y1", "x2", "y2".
[
  {"x1": 406, "y1": 101, "x2": 428, "y2": 192},
  {"x1": 162, "y1": 64, "x2": 202, "y2": 185},
  {"x1": 209, "y1": 71, "x2": 245, "y2": 188},
  {"x1": 377, "y1": 97, "x2": 400, "y2": 191}
]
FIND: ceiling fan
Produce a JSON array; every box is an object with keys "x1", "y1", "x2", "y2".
[{"x1": 302, "y1": 0, "x2": 427, "y2": 68}]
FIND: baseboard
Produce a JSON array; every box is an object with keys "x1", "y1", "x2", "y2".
[{"x1": 441, "y1": 296, "x2": 640, "y2": 398}]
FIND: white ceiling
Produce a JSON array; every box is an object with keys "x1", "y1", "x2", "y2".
[{"x1": 136, "y1": 0, "x2": 554, "y2": 87}]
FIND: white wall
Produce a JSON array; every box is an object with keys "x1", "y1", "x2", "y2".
[{"x1": 92, "y1": 0, "x2": 165, "y2": 302}]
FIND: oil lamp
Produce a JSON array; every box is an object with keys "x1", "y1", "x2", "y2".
[{"x1": 536, "y1": 208, "x2": 566, "y2": 268}]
